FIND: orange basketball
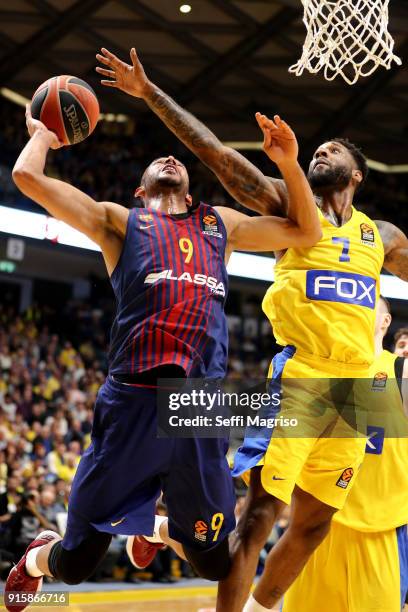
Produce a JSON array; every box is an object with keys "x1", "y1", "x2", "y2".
[{"x1": 31, "y1": 75, "x2": 100, "y2": 146}]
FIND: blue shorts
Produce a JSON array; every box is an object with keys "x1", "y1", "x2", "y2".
[{"x1": 63, "y1": 377, "x2": 236, "y2": 551}]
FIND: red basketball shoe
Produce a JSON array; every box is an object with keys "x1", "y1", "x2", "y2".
[
  {"x1": 126, "y1": 535, "x2": 165, "y2": 569},
  {"x1": 4, "y1": 530, "x2": 60, "y2": 612}
]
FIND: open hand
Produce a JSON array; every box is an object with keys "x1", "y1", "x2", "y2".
[
  {"x1": 255, "y1": 113, "x2": 298, "y2": 166},
  {"x1": 25, "y1": 104, "x2": 62, "y2": 150},
  {"x1": 95, "y1": 47, "x2": 150, "y2": 98}
]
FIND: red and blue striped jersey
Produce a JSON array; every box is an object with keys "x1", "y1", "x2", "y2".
[{"x1": 108, "y1": 203, "x2": 229, "y2": 378}]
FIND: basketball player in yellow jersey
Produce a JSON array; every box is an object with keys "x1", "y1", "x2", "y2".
[
  {"x1": 283, "y1": 296, "x2": 408, "y2": 612},
  {"x1": 95, "y1": 47, "x2": 408, "y2": 612}
]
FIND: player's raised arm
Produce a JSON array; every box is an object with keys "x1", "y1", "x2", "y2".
[
  {"x1": 12, "y1": 105, "x2": 127, "y2": 274},
  {"x1": 375, "y1": 220, "x2": 408, "y2": 282},
  {"x1": 218, "y1": 114, "x2": 321, "y2": 254},
  {"x1": 95, "y1": 47, "x2": 288, "y2": 217}
]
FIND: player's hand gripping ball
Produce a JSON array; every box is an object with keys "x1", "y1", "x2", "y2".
[{"x1": 31, "y1": 75, "x2": 100, "y2": 146}]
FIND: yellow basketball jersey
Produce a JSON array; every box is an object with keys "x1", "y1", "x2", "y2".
[
  {"x1": 334, "y1": 350, "x2": 408, "y2": 532},
  {"x1": 262, "y1": 207, "x2": 384, "y2": 367}
]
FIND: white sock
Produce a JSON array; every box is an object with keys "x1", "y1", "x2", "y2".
[
  {"x1": 243, "y1": 594, "x2": 273, "y2": 612},
  {"x1": 25, "y1": 546, "x2": 45, "y2": 578},
  {"x1": 144, "y1": 515, "x2": 167, "y2": 544}
]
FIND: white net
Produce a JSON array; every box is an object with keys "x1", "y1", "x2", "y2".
[{"x1": 289, "y1": 0, "x2": 402, "y2": 85}]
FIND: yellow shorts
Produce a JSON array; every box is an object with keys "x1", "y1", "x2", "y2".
[
  {"x1": 283, "y1": 521, "x2": 408, "y2": 612},
  {"x1": 232, "y1": 347, "x2": 368, "y2": 509}
]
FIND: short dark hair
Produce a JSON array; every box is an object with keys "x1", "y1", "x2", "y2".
[
  {"x1": 140, "y1": 166, "x2": 148, "y2": 187},
  {"x1": 379, "y1": 294, "x2": 391, "y2": 314},
  {"x1": 331, "y1": 138, "x2": 369, "y2": 191},
  {"x1": 394, "y1": 327, "x2": 408, "y2": 344}
]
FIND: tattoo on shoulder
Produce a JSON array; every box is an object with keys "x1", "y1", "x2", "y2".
[
  {"x1": 218, "y1": 154, "x2": 287, "y2": 215},
  {"x1": 375, "y1": 219, "x2": 408, "y2": 281},
  {"x1": 375, "y1": 219, "x2": 406, "y2": 252}
]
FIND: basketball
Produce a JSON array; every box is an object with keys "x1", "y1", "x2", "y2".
[{"x1": 31, "y1": 75, "x2": 99, "y2": 146}]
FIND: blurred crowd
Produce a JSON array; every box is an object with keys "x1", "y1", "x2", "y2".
[
  {"x1": 1, "y1": 97, "x2": 408, "y2": 232},
  {"x1": 0, "y1": 302, "x2": 101, "y2": 577}
]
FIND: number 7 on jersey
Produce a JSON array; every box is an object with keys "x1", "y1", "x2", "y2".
[{"x1": 332, "y1": 237, "x2": 350, "y2": 262}]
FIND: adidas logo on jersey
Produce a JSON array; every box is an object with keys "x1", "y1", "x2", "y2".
[{"x1": 144, "y1": 269, "x2": 226, "y2": 297}]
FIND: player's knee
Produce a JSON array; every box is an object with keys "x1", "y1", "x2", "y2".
[
  {"x1": 59, "y1": 569, "x2": 86, "y2": 585},
  {"x1": 238, "y1": 498, "x2": 278, "y2": 548},
  {"x1": 47, "y1": 539, "x2": 102, "y2": 585},
  {"x1": 183, "y1": 538, "x2": 231, "y2": 581},
  {"x1": 197, "y1": 563, "x2": 230, "y2": 582},
  {"x1": 291, "y1": 515, "x2": 333, "y2": 549}
]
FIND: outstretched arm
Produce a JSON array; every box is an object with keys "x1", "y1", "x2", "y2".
[
  {"x1": 375, "y1": 220, "x2": 408, "y2": 281},
  {"x1": 218, "y1": 207, "x2": 321, "y2": 256},
  {"x1": 219, "y1": 115, "x2": 321, "y2": 256},
  {"x1": 12, "y1": 106, "x2": 128, "y2": 275},
  {"x1": 95, "y1": 47, "x2": 288, "y2": 217}
]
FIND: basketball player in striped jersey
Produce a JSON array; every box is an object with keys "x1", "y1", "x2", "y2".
[
  {"x1": 95, "y1": 47, "x2": 408, "y2": 612},
  {"x1": 4, "y1": 99, "x2": 320, "y2": 609},
  {"x1": 283, "y1": 296, "x2": 408, "y2": 612}
]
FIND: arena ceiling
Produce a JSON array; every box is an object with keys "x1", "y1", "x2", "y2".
[{"x1": 0, "y1": 0, "x2": 407, "y2": 163}]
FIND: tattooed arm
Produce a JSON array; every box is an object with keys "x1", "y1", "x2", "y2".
[
  {"x1": 375, "y1": 220, "x2": 408, "y2": 281},
  {"x1": 96, "y1": 47, "x2": 288, "y2": 217},
  {"x1": 217, "y1": 115, "x2": 321, "y2": 260},
  {"x1": 142, "y1": 86, "x2": 289, "y2": 216}
]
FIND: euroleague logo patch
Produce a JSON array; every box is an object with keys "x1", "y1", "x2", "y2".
[
  {"x1": 139, "y1": 213, "x2": 154, "y2": 229},
  {"x1": 336, "y1": 467, "x2": 354, "y2": 489},
  {"x1": 139, "y1": 213, "x2": 153, "y2": 222},
  {"x1": 360, "y1": 223, "x2": 375, "y2": 246},
  {"x1": 202, "y1": 214, "x2": 222, "y2": 238},
  {"x1": 372, "y1": 371, "x2": 388, "y2": 390},
  {"x1": 203, "y1": 214, "x2": 217, "y2": 226},
  {"x1": 194, "y1": 520, "x2": 208, "y2": 542}
]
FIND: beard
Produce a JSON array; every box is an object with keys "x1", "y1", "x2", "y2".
[
  {"x1": 156, "y1": 173, "x2": 183, "y2": 188},
  {"x1": 307, "y1": 164, "x2": 352, "y2": 190}
]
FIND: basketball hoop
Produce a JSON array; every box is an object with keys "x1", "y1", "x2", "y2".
[{"x1": 289, "y1": 0, "x2": 402, "y2": 85}]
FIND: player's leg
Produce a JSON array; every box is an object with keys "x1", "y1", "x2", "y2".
[
  {"x1": 250, "y1": 485, "x2": 336, "y2": 610},
  {"x1": 4, "y1": 524, "x2": 113, "y2": 612},
  {"x1": 223, "y1": 429, "x2": 317, "y2": 611},
  {"x1": 34, "y1": 529, "x2": 112, "y2": 584},
  {"x1": 152, "y1": 516, "x2": 187, "y2": 560},
  {"x1": 6, "y1": 379, "x2": 170, "y2": 611},
  {"x1": 245, "y1": 430, "x2": 367, "y2": 611},
  {"x1": 215, "y1": 468, "x2": 284, "y2": 611},
  {"x1": 160, "y1": 435, "x2": 237, "y2": 582},
  {"x1": 5, "y1": 447, "x2": 116, "y2": 612}
]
